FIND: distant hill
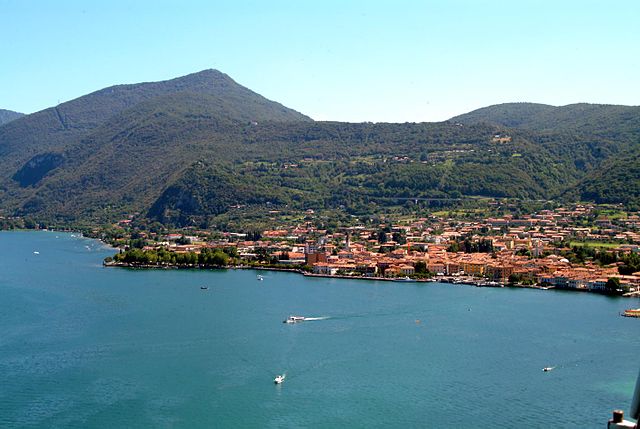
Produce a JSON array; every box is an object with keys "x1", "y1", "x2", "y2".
[
  {"x1": 0, "y1": 109, "x2": 24, "y2": 126},
  {"x1": 450, "y1": 103, "x2": 555, "y2": 128},
  {"x1": 1, "y1": 73, "x2": 640, "y2": 226},
  {"x1": 575, "y1": 146, "x2": 640, "y2": 207},
  {"x1": 0, "y1": 69, "x2": 311, "y2": 178},
  {"x1": 450, "y1": 102, "x2": 640, "y2": 137}
]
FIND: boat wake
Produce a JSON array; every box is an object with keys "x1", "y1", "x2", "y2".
[{"x1": 284, "y1": 316, "x2": 330, "y2": 323}]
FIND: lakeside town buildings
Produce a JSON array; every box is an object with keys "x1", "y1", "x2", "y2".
[{"x1": 130, "y1": 204, "x2": 640, "y2": 294}]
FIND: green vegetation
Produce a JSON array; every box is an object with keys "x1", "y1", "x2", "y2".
[
  {"x1": 605, "y1": 277, "x2": 626, "y2": 294},
  {"x1": 112, "y1": 247, "x2": 235, "y2": 266},
  {"x1": 569, "y1": 241, "x2": 621, "y2": 249},
  {"x1": 0, "y1": 109, "x2": 24, "y2": 126},
  {"x1": 555, "y1": 244, "x2": 640, "y2": 275},
  {"x1": 448, "y1": 238, "x2": 494, "y2": 253},
  {"x1": 618, "y1": 253, "x2": 640, "y2": 275},
  {"x1": 451, "y1": 102, "x2": 640, "y2": 139},
  {"x1": 0, "y1": 75, "x2": 639, "y2": 228},
  {"x1": 577, "y1": 146, "x2": 640, "y2": 208}
]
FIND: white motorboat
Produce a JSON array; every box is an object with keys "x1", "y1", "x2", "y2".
[
  {"x1": 542, "y1": 366, "x2": 555, "y2": 372},
  {"x1": 283, "y1": 316, "x2": 306, "y2": 324},
  {"x1": 257, "y1": 275, "x2": 264, "y2": 281},
  {"x1": 274, "y1": 374, "x2": 286, "y2": 384}
]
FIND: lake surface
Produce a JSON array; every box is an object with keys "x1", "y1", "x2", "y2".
[{"x1": 1, "y1": 231, "x2": 639, "y2": 428}]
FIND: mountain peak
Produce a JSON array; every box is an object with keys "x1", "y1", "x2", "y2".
[
  {"x1": 0, "y1": 109, "x2": 24, "y2": 126},
  {"x1": 156, "y1": 69, "x2": 236, "y2": 89},
  {"x1": 0, "y1": 69, "x2": 311, "y2": 174}
]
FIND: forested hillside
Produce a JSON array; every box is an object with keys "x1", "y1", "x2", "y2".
[
  {"x1": 576, "y1": 146, "x2": 640, "y2": 207},
  {"x1": 0, "y1": 69, "x2": 309, "y2": 177},
  {"x1": 0, "y1": 109, "x2": 24, "y2": 126},
  {"x1": 451, "y1": 102, "x2": 640, "y2": 207},
  {"x1": 451, "y1": 102, "x2": 640, "y2": 137},
  {"x1": 0, "y1": 74, "x2": 639, "y2": 227}
]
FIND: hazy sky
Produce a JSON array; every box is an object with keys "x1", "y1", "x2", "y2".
[{"x1": 2, "y1": 0, "x2": 638, "y2": 122}]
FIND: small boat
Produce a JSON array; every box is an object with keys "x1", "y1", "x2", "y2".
[
  {"x1": 274, "y1": 374, "x2": 286, "y2": 384},
  {"x1": 257, "y1": 275, "x2": 264, "y2": 281},
  {"x1": 200, "y1": 285, "x2": 209, "y2": 290},
  {"x1": 283, "y1": 316, "x2": 306, "y2": 324},
  {"x1": 622, "y1": 308, "x2": 640, "y2": 318},
  {"x1": 33, "y1": 251, "x2": 40, "y2": 255},
  {"x1": 394, "y1": 276, "x2": 413, "y2": 282},
  {"x1": 542, "y1": 366, "x2": 555, "y2": 372}
]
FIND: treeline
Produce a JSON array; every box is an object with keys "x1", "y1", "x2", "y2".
[
  {"x1": 4, "y1": 91, "x2": 640, "y2": 228},
  {"x1": 108, "y1": 247, "x2": 235, "y2": 266},
  {"x1": 552, "y1": 245, "x2": 640, "y2": 275},
  {"x1": 448, "y1": 238, "x2": 494, "y2": 253}
]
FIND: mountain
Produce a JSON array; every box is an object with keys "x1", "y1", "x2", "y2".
[
  {"x1": 450, "y1": 102, "x2": 640, "y2": 134},
  {"x1": 0, "y1": 109, "x2": 24, "y2": 126},
  {"x1": 451, "y1": 102, "x2": 640, "y2": 208},
  {"x1": 1, "y1": 73, "x2": 640, "y2": 226},
  {"x1": 0, "y1": 70, "x2": 312, "y2": 220},
  {"x1": 450, "y1": 103, "x2": 556, "y2": 128},
  {"x1": 0, "y1": 69, "x2": 310, "y2": 177},
  {"x1": 575, "y1": 146, "x2": 640, "y2": 207}
]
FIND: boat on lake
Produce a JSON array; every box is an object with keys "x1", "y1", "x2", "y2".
[
  {"x1": 622, "y1": 308, "x2": 640, "y2": 318},
  {"x1": 283, "y1": 316, "x2": 306, "y2": 324},
  {"x1": 200, "y1": 285, "x2": 209, "y2": 290},
  {"x1": 257, "y1": 275, "x2": 264, "y2": 281},
  {"x1": 274, "y1": 374, "x2": 286, "y2": 384},
  {"x1": 543, "y1": 366, "x2": 555, "y2": 372}
]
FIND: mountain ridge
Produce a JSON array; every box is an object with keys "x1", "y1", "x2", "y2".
[
  {"x1": 1, "y1": 73, "x2": 639, "y2": 225},
  {"x1": 0, "y1": 69, "x2": 311, "y2": 178},
  {"x1": 449, "y1": 102, "x2": 640, "y2": 135},
  {"x1": 0, "y1": 109, "x2": 24, "y2": 126}
]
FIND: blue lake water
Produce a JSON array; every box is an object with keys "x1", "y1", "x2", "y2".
[{"x1": 0, "y1": 231, "x2": 639, "y2": 428}]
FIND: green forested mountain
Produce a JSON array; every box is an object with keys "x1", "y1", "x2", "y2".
[
  {"x1": 0, "y1": 74, "x2": 639, "y2": 226},
  {"x1": 0, "y1": 69, "x2": 310, "y2": 178},
  {"x1": 451, "y1": 102, "x2": 640, "y2": 136},
  {"x1": 451, "y1": 102, "x2": 640, "y2": 207},
  {"x1": 575, "y1": 146, "x2": 640, "y2": 207},
  {"x1": 0, "y1": 109, "x2": 24, "y2": 126}
]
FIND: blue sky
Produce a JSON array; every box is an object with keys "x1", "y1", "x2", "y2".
[{"x1": 1, "y1": 0, "x2": 638, "y2": 122}]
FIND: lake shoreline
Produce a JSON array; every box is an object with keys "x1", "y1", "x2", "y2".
[{"x1": 102, "y1": 260, "x2": 639, "y2": 296}]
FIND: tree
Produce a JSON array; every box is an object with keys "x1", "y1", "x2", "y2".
[
  {"x1": 223, "y1": 246, "x2": 238, "y2": 257},
  {"x1": 211, "y1": 251, "x2": 229, "y2": 266},
  {"x1": 619, "y1": 252, "x2": 640, "y2": 275},
  {"x1": 392, "y1": 232, "x2": 406, "y2": 245},
  {"x1": 508, "y1": 273, "x2": 523, "y2": 284},
  {"x1": 605, "y1": 277, "x2": 621, "y2": 294},
  {"x1": 176, "y1": 235, "x2": 191, "y2": 245}
]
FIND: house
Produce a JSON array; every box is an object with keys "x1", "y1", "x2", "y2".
[
  {"x1": 313, "y1": 263, "x2": 339, "y2": 276},
  {"x1": 399, "y1": 265, "x2": 415, "y2": 276}
]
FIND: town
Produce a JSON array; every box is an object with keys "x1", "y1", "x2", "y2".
[{"x1": 99, "y1": 203, "x2": 640, "y2": 297}]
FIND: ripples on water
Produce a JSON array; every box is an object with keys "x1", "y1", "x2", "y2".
[{"x1": 0, "y1": 231, "x2": 639, "y2": 428}]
